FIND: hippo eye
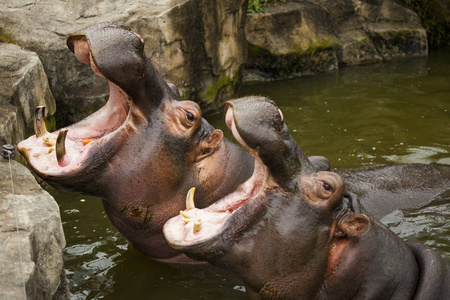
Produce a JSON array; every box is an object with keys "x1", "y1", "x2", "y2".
[
  {"x1": 186, "y1": 111, "x2": 195, "y2": 122},
  {"x1": 315, "y1": 180, "x2": 334, "y2": 200},
  {"x1": 323, "y1": 182, "x2": 332, "y2": 191}
]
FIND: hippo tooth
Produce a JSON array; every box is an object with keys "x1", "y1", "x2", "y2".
[
  {"x1": 180, "y1": 211, "x2": 193, "y2": 219},
  {"x1": 56, "y1": 129, "x2": 70, "y2": 166},
  {"x1": 186, "y1": 187, "x2": 196, "y2": 210},
  {"x1": 34, "y1": 106, "x2": 47, "y2": 138},
  {"x1": 43, "y1": 134, "x2": 56, "y2": 146},
  {"x1": 193, "y1": 219, "x2": 202, "y2": 233}
]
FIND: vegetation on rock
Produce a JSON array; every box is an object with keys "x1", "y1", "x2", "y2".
[
  {"x1": 400, "y1": 0, "x2": 450, "y2": 47},
  {"x1": 0, "y1": 26, "x2": 16, "y2": 44},
  {"x1": 248, "y1": 0, "x2": 285, "y2": 13}
]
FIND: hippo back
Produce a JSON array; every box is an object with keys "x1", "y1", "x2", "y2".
[{"x1": 407, "y1": 242, "x2": 450, "y2": 300}]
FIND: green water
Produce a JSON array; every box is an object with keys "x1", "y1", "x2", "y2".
[{"x1": 49, "y1": 48, "x2": 450, "y2": 299}]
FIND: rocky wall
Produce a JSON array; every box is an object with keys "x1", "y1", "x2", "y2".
[
  {"x1": 0, "y1": 159, "x2": 68, "y2": 300},
  {"x1": 0, "y1": 42, "x2": 67, "y2": 299},
  {"x1": 245, "y1": 0, "x2": 428, "y2": 80},
  {"x1": 0, "y1": 43, "x2": 56, "y2": 147}
]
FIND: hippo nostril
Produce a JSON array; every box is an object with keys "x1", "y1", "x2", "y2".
[
  {"x1": 72, "y1": 38, "x2": 91, "y2": 65},
  {"x1": 278, "y1": 108, "x2": 284, "y2": 122},
  {"x1": 224, "y1": 105, "x2": 234, "y2": 131},
  {"x1": 133, "y1": 32, "x2": 145, "y2": 44}
]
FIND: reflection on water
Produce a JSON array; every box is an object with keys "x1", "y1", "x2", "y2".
[
  {"x1": 381, "y1": 192, "x2": 450, "y2": 261},
  {"x1": 48, "y1": 48, "x2": 450, "y2": 299}
]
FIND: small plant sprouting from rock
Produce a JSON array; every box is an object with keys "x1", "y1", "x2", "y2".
[
  {"x1": 248, "y1": 0, "x2": 285, "y2": 14},
  {"x1": 0, "y1": 26, "x2": 17, "y2": 44}
]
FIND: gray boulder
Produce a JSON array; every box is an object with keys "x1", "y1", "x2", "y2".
[
  {"x1": 245, "y1": 0, "x2": 428, "y2": 80},
  {"x1": 0, "y1": 43, "x2": 56, "y2": 148},
  {"x1": 0, "y1": 158, "x2": 68, "y2": 300},
  {"x1": 0, "y1": 0, "x2": 248, "y2": 126}
]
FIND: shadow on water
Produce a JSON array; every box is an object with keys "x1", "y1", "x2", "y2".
[{"x1": 47, "y1": 48, "x2": 450, "y2": 299}]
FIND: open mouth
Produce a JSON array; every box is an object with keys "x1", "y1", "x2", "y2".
[
  {"x1": 18, "y1": 41, "x2": 132, "y2": 175},
  {"x1": 163, "y1": 106, "x2": 272, "y2": 248}
]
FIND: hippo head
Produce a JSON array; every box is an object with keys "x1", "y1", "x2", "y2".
[
  {"x1": 18, "y1": 23, "x2": 254, "y2": 260},
  {"x1": 164, "y1": 96, "x2": 372, "y2": 296},
  {"x1": 18, "y1": 22, "x2": 196, "y2": 191}
]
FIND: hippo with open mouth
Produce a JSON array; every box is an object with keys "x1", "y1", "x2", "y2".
[
  {"x1": 17, "y1": 22, "x2": 259, "y2": 261},
  {"x1": 164, "y1": 96, "x2": 449, "y2": 299},
  {"x1": 18, "y1": 23, "x2": 448, "y2": 262},
  {"x1": 16, "y1": 23, "x2": 330, "y2": 261}
]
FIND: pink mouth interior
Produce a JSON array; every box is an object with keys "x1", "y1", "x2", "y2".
[
  {"x1": 163, "y1": 108, "x2": 270, "y2": 247},
  {"x1": 17, "y1": 39, "x2": 131, "y2": 174}
]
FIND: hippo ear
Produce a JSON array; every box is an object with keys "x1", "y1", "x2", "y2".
[
  {"x1": 337, "y1": 214, "x2": 370, "y2": 238},
  {"x1": 195, "y1": 129, "x2": 223, "y2": 162}
]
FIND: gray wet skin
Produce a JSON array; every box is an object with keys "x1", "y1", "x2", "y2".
[{"x1": 164, "y1": 96, "x2": 449, "y2": 299}]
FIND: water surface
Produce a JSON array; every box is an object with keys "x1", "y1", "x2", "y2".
[{"x1": 49, "y1": 48, "x2": 450, "y2": 299}]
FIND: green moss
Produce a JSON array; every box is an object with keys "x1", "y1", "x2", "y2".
[
  {"x1": 358, "y1": 37, "x2": 371, "y2": 45},
  {"x1": 248, "y1": 0, "x2": 285, "y2": 14},
  {"x1": 45, "y1": 115, "x2": 57, "y2": 132},
  {"x1": 201, "y1": 69, "x2": 241, "y2": 102},
  {"x1": 377, "y1": 29, "x2": 415, "y2": 38},
  {"x1": 0, "y1": 26, "x2": 18, "y2": 44},
  {"x1": 293, "y1": 37, "x2": 339, "y2": 56},
  {"x1": 249, "y1": 38, "x2": 338, "y2": 59}
]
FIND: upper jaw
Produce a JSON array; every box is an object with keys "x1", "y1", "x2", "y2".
[{"x1": 67, "y1": 22, "x2": 146, "y2": 96}]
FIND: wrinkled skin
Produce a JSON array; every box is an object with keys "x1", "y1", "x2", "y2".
[
  {"x1": 164, "y1": 96, "x2": 450, "y2": 299},
  {"x1": 17, "y1": 23, "x2": 257, "y2": 261},
  {"x1": 337, "y1": 164, "x2": 450, "y2": 219}
]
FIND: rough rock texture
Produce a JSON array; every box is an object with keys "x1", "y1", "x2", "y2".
[
  {"x1": 245, "y1": 0, "x2": 428, "y2": 80},
  {"x1": 0, "y1": 43, "x2": 56, "y2": 148},
  {"x1": 0, "y1": 0, "x2": 248, "y2": 125},
  {"x1": 0, "y1": 159, "x2": 68, "y2": 300}
]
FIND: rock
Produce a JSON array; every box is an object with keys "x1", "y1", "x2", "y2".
[
  {"x1": 0, "y1": 0, "x2": 248, "y2": 125},
  {"x1": 0, "y1": 43, "x2": 56, "y2": 148},
  {"x1": 245, "y1": 1, "x2": 339, "y2": 79},
  {"x1": 0, "y1": 159, "x2": 68, "y2": 300},
  {"x1": 245, "y1": 0, "x2": 428, "y2": 80}
]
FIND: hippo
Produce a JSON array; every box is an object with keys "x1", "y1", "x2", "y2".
[
  {"x1": 164, "y1": 96, "x2": 450, "y2": 299},
  {"x1": 17, "y1": 23, "x2": 330, "y2": 261},
  {"x1": 18, "y1": 23, "x2": 449, "y2": 261},
  {"x1": 18, "y1": 22, "x2": 256, "y2": 261}
]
